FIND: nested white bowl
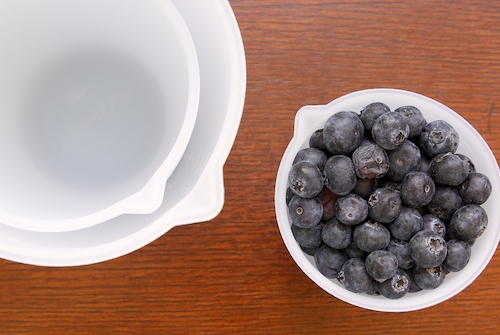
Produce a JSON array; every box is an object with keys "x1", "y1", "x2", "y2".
[
  {"x1": 0, "y1": 0, "x2": 200, "y2": 232},
  {"x1": 0, "y1": 0, "x2": 245, "y2": 266},
  {"x1": 275, "y1": 88, "x2": 500, "y2": 312}
]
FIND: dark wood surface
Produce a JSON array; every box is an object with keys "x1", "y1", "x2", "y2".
[{"x1": 2, "y1": 1, "x2": 500, "y2": 333}]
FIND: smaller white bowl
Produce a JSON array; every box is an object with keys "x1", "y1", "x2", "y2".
[
  {"x1": 275, "y1": 88, "x2": 500, "y2": 312},
  {"x1": 0, "y1": 0, "x2": 199, "y2": 232}
]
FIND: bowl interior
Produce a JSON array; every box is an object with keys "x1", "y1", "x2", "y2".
[
  {"x1": 0, "y1": 0, "x2": 199, "y2": 231},
  {"x1": 275, "y1": 88, "x2": 500, "y2": 312}
]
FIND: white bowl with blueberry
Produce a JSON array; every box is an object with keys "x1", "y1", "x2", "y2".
[{"x1": 275, "y1": 88, "x2": 500, "y2": 312}]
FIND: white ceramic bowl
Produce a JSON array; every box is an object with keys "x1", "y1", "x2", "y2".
[
  {"x1": 0, "y1": 0, "x2": 245, "y2": 266},
  {"x1": 275, "y1": 88, "x2": 500, "y2": 312},
  {"x1": 0, "y1": 0, "x2": 199, "y2": 232}
]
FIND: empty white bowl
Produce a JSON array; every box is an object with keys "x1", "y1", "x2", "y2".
[
  {"x1": 275, "y1": 88, "x2": 500, "y2": 312},
  {"x1": 0, "y1": 0, "x2": 246, "y2": 266},
  {"x1": 0, "y1": 0, "x2": 200, "y2": 232}
]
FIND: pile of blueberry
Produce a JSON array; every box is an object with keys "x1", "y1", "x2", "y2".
[{"x1": 287, "y1": 102, "x2": 492, "y2": 299}]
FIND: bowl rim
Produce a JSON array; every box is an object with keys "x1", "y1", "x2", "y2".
[{"x1": 275, "y1": 88, "x2": 500, "y2": 312}]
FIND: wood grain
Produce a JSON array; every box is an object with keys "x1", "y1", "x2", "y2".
[{"x1": 1, "y1": 0, "x2": 500, "y2": 333}]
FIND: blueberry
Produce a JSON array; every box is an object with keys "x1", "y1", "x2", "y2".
[
  {"x1": 353, "y1": 221, "x2": 391, "y2": 253},
  {"x1": 344, "y1": 241, "x2": 367, "y2": 259},
  {"x1": 422, "y1": 214, "x2": 446, "y2": 238},
  {"x1": 321, "y1": 217, "x2": 352, "y2": 249},
  {"x1": 353, "y1": 177, "x2": 378, "y2": 199},
  {"x1": 286, "y1": 187, "x2": 295, "y2": 206},
  {"x1": 301, "y1": 245, "x2": 319, "y2": 256},
  {"x1": 293, "y1": 147, "x2": 328, "y2": 171},
  {"x1": 456, "y1": 153, "x2": 476, "y2": 174},
  {"x1": 367, "y1": 187, "x2": 402, "y2": 223},
  {"x1": 409, "y1": 230, "x2": 447, "y2": 268},
  {"x1": 449, "y1": 204, "x2": 488, "y2": 242},
  {"x1": 380, "y1": 181, "x2": 401, "y2": 193},
  {"x1": 323, "y1": 155, "x2": 357, "y2": 196},
  {"x1": 291, "y1": 222, "x2": 324, "y2": 248},
  {"x1": 378, "y1": 268, "x2": 410, "y2": 299},
  {"x1": 459, "y1": 172, "x2": 492, "y2": 205},
  {"x1": 309, "y1": 129, "x2": 328, "y2": 152},
  {"x1": 386, "y1": 140, "x2": 422, "y2": 181},
  {"x1": 442, "y1": 239, "x2": 472, "y2": 272},
  {"x1": 417, "y1": 154, "x2": 432, "y2": 175},
  {"x1": 359, "y1": 102, "x2": 390, "y2": 132},
  {"x1": 323, "y1": 111, "x2": 364, "y2": 155},
  {"x1": 288, "y1": 161, "x2": 324, "y2": 198},
  {"x1": 400, "y1": 171, "x2": 436, "y2": 208},
  {"x1": 405, "y1": 268, "x2": 423, "y2": 293},
  {"x1": 388, "y1": 206, "x2": 423, "y2": 241},
  {"x1": 372, "y1": 111, "x2": 410, "y2": 150},
  {"x1": 335, "y1": 193, "x2": 369, "y2": 225},
  {"x1": 352, "y1": 140, "x2": 389, "y2": 179},
  {"x1": 387, "y1": 239, "x2": 415, "y2": 269},
  {"x1": 418, "y1": 120, "x2": 459, "y2": 157},
  {"x1": 314, "y1": 244, "x2": 347, "y2": 278},
  {"x1": 430, "y1": 152, "x2": 469, "y2": 186},
  {"x1": 427, "y1": 185, "x2": 463, "y2": 220},
  {"x1": 316, "y1": 187, "x2": 339, "y2": 221},
  {"x1": 338, "y1": 258, "x2": 376, "y2": 293},
  {"x1": 412, "y1": 265, "x2": 446, "y2": 290},
  {"x1": 365, "y1": 250, "x2": 399, "y2": 283},
  {"x1": 395, "y1": 105, "x2": 427, "y2": 138},
  {"x1": 288, "y1": 195, "x2": 323, "y2": 228}
]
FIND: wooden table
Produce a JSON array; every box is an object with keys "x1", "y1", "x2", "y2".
[{"x1": 2, "y1": 1, "x2": 500, "y2": 333}]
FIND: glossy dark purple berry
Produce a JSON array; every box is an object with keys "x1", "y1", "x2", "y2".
[
  {"x1": 386, "y1": 140, "x2": 421, "y2": 181},
  {"x1": 387, "y1": 239, "x2": 415, "y2": 269},
  {"x1": 367, "y1": 187, "x2": 402, "y2": 223},
  {"x1": 372, "y1": 111, "x2": 410, "y2": 150},
  {"x1": 405, "y1": 268, "x2": 423, "y2": 293},
  {"x1": 450, "y1": 204, "x2": 488, "y2": 242},
  {"x1": 321, "y1": 217, "x2": 352, "y2": 249},
  {"x1": 409, "y1": 230, "x2": 447, "y2": 268},
  {"x1": 316, "y1": 187, "x2": 338, "y2": 221},
  {"x1": 359, "y1": 102, "x2": 390, "y2": 132},
  {"x1": 442, "y1": 239, "x2": 471, "y2": 272},
  {"x1": 288, "y1": 161, "x2": 324, "y2": 198},
  {"x1": 344, "y1": 241, "x2": 366, "y2": 259},
  {"x1": 352, "y1": 140, "x2": 389, "y2": 179},
  {"x1": 338, "y1": 258, "x2": 376, "y2": 293},
  {"x1": 417, "y1": 154, "x2": 432, "y2": 174},
  {"x1": 353, "y1": 221, "x2": 391, "y2": 253},
  {"x1": 300, "y1": 245, "x2": 318, "y2": 256},
  {"x1": 365, "y1": 250, "x2": 399, "y2": 283},
  {"x1": 388, "y1": 206, "x2": 423, "y2": 241},
  {"x1": 309, "y1": 129, "x2": 328, "y2": 152},
  {"x1": 288, "y1": 195, "x2": 323, "y2": 228},
  {"x1": 418, "y1": 120, "x2": 459, "y2": 157},
  {"x1": 459, "y1": 172, "x2": 492, "y2": 205},
  {"x1": 400, "y1": 171, "x2": 436, "y2": 208},
  {"x1": 395, "y1": 105, "x2": 427, "y2": 138},
  {"x1": 323, "y1": 111, "x2": 364, "y2": 155},
  {"x1": 353, "y1": 177, "x2": 378, "y2": 199},
  {"x1": 293, "y1": 147, "x2": 328, "y2": 171},
  {"x1": 314, "y1": 244, "x2": 347, "y2": 278},
  {"x1": 430, "y1": 152, "x2": 469, "y2": 186},
  {"x1": 335, "y1": 193, "x2": 368, "y2": 225},
  {"x1": 456, "y1": 153, "x2": 476, "y2": 174},
  {"x1": 427, "y1": 185, "x2": 463, "y2": 220},
  {"x1": 378, "y1": 268, "x2": 410, "y2": 299},
  {"x1": 412, "y1": 265, "x2": 446, "y2": 290},
  {"x1": 323, "y1": 155, "x2": 357, "y2": 196},
  {"x1": 422, "y1": 214, "x2": 446, "y2": 238},
  {"x1": 291, "y1": 222, "x2": 324, "y2": 249}
]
